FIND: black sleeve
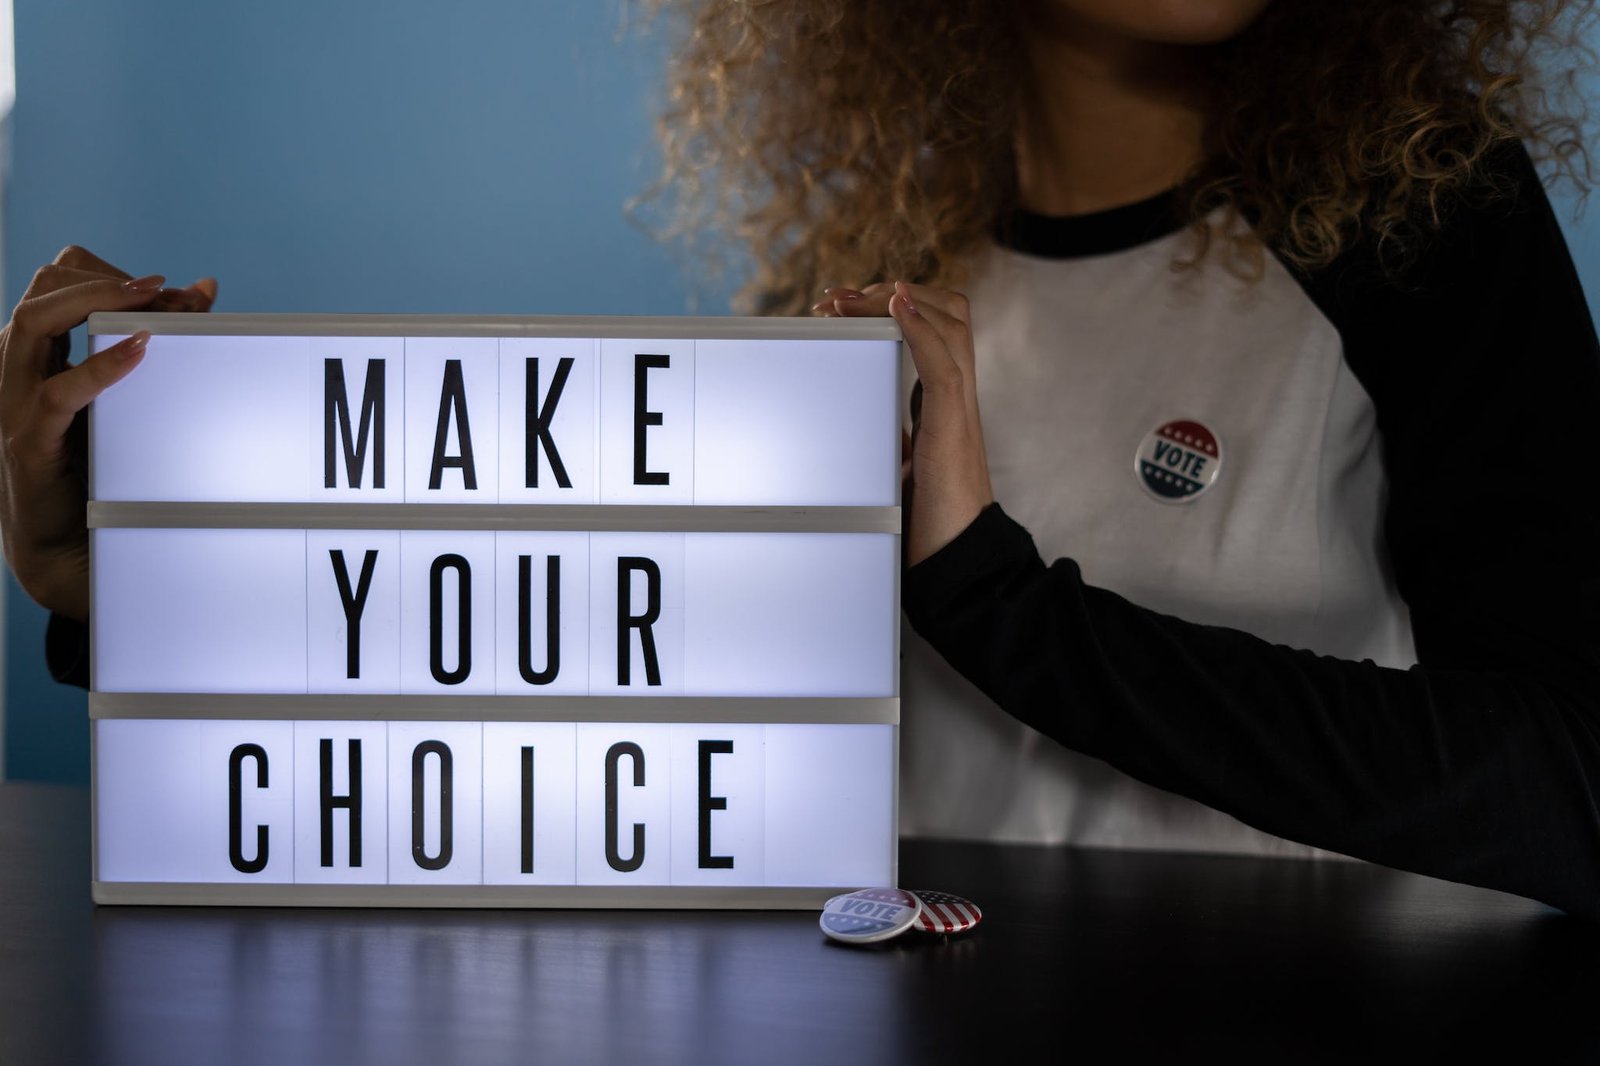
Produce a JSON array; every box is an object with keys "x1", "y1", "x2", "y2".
[
  {"x1": 903, "y1": 142, "x2": 1600, "y2": 921},
  {"x1": 46, "y1": 612, "x2": 90, "y2": 689}
]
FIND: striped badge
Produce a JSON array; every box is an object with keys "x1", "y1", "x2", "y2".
[
  {"x1": 819, "y1": 888, "x2": 921, "y2": 944},
  {"x1": 910, "y1": 890, "x2": 982, "y2": 934},
  {"x1": 1135, "y1": 419, "x2": 1222, "y2": 502}
]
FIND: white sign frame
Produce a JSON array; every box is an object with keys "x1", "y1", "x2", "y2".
[{"x1": 86, "y1": 313, "x2": 903, "y2": 909}]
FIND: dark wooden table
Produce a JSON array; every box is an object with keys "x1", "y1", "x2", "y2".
[{"x1": 3, "y1": 782, "x2": 1597, "y2": 1065}]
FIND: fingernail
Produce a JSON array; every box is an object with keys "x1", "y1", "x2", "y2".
[
  {"x1": 161, "y1": 289, "x2": 204, "y2": 311},
  {"x1": 122, "y1": 275, "x2": 165, "y2": 292},
  {"x1": 824, "y1": 287, "x2": 862, "y2": 299},
  {"x1": 895, "y1": 291, "x2": 918, "y2": 316},
  {"x1": 119, "y1": 331, "x2": 151, "y2": 359}
]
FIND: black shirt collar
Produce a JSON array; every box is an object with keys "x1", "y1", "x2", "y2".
[{"x1": 996, "y1": 189, "x2": 1186, "y2": 259}]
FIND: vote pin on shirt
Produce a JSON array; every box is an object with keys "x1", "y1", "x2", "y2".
[{"x1": 819, "y1": 888, "x2": 983, "y2": 945}]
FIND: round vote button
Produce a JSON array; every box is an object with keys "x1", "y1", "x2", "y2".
[
  {"x1": 909, "y1": 890, "x2": 983, "y2": 935},
  {"x1": 1134, "y1": 419, "x2": 1223, "y2": 502},
  {"x1": 820, "y1": 888, "x2": 921, "y2": 944}
]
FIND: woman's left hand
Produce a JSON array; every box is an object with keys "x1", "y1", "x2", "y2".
[{"x1": 814, "y1": 281, "x2": 994, "y2": 565}]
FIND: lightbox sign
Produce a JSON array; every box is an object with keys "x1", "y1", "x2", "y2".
[{"x1": 86, "y1": 313, "x2": 901, "y2": 907}]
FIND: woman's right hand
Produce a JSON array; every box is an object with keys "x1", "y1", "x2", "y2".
[{"x1": 0, "y1": 246, "x2": 216, "y2": 621}]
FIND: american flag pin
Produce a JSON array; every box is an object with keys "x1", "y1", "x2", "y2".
[
  {"x1": 819, "y1": 888, "x2": 921, "y2": 945},
  {"x1": 909, "y1": 890, "x2": 983, "y2": 935}
]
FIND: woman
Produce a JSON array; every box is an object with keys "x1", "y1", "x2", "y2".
[
  {"x1": 646, "y1": 0, "x2": 1600, "y2": 915},
  {"x1": 5, "y1": 0, "x2": 1600, "y2": 915}
]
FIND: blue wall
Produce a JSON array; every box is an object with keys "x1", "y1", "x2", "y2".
[{"x1": 4, "y1": 0, "x2": 707, "y2": 782}]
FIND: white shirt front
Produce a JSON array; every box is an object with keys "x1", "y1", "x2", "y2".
[{"x1": 898, "y1": 224, "x2": 1416, "y2": 856}]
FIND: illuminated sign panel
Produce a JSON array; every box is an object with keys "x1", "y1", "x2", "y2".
[
  {"x1": 92, "y1": 529, "x2": 896, "y2": 696},
  {"x1": 90, "y1": 330, "x2": 898, "y2": 506},
  {"x1": 94, "y1": 719, "x2": 895, "y2": 890},
  {"x1": 87, "y1": 315, "x2": 901, "y2": 907}
]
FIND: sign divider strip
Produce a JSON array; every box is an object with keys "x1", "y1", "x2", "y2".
[
  {"x1": 90, "y1": 693, "x2": 900, "y2": 724},
  {"x1": 89, "y1": 502, "x2": 900, "y2": 533}
]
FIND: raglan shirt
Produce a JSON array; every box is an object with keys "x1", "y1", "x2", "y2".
[{"x1": 900, "y1": 141, "x2": 1600, "y2": 919}]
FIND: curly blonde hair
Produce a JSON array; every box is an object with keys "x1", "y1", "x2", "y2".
[{"x1": 644, "y1": 0, "x2": 1594, "y2": 313}]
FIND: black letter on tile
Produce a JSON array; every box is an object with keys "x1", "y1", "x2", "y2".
[
  {"x1": 430, "y1": 554, "x2": 472, "y2": 685},
  {"x1": 518, "y1": 555, "x2": 560, "y2": 685},
  {"x1": 526, "y1": 356, "x2": 574, "y2": 489},
  {"x1": 632, "y1": 353, "x2": 670, "y2": 486},
  {"x1": 319, "y1": 738, "x2": 362, "y2": 868},
  {"x1": 698, "y1": 740, "x2": 734, "y2": 869},
  {"x1": 616, "y1": 557, "x2": 662, "y2": 687},
  {"x1": 429, "y1": 358, "x2": 478, "y2": 490},
  {"x1": 330, "y1": 549, "x2": 379, "y2": 679},
  {"x1": 228, "y1": 743, "x2": 269, "y2": 874},
  {"x1": 324, "y1": 358, "x2": 386, "y2": 489},
  {"x1": 411, "y1": 740, "x2": 454, "y2": 872},
  {"x1": 605, "y1": 741, "x2": 646, "y2": 873},
  {"x1": 521, "y1": 745, "x2": 536, "y2": 874}
]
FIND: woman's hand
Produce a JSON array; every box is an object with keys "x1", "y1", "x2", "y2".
[
  {"x1": 0, "y1": 246, "x2": 216, "y2": 621},
  {"x1": 814, "y1": 281, "x2": 994, "y2": 566}
]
